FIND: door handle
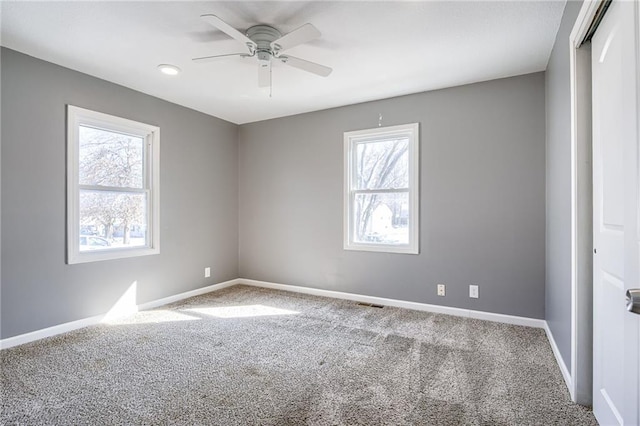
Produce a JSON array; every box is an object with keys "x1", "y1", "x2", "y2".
[{"x1": 627, "y1": 289, "x2": 640, "y2": 315}]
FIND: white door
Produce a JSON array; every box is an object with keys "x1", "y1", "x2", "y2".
[{"x1": 592, "y1": 0, "x2": 640, "y2": 425}]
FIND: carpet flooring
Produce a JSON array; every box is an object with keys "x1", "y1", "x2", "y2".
[{"x1": 1, "y1": 285, "x2": 597, "y2": 425}]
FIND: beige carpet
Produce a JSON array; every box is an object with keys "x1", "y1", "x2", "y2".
[{"x1": 1, "y1": 285, "x2": 597, "y2": 425}]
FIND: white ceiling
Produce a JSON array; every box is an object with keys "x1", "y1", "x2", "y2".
[{"x1": 1, "y1": 1, "x2": 566, "y2": 124}]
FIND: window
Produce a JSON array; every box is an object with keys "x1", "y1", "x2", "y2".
[
  {"x1": 67, "y1": 106, "x2": 160, "y2": 264},
  {"x1": 344, "y1": 123, "x2": 419, "y2": 254}
]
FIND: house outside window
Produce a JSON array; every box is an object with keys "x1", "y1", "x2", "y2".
[
  {"x1": 343, "y1": 123, "x2": 419, "y2": 254},
  {"x1": 67, "y1": 105, "x2": 160, "y2": 264}
]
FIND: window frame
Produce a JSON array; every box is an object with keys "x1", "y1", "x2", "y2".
[
  {"x1": 343, "y1": 122, "x2": 419, "y2": 254},
  {"x1": 67, "y1": 105, "x2": 160, "y2": 264}
]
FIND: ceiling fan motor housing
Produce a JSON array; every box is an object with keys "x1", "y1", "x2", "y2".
[
  {"x1": 247, "y1": 25, "x2": 282, "y2": 62},
  {"x1": 194, "y1": 15, "x2": 332, "y2": 83}
]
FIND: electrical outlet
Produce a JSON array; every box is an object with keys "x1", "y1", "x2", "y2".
[
  {"x1": 204, "y1": 267, "x2": 211, "y2": 278},
  {"x1": 469, "y1": 285, "x2": 479, "y2": 299},
  {"x1": 437, "y1": 284, "x2": 446, "y2": 297}
]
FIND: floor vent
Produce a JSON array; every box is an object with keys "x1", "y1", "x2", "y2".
[{"x1": 356, "y1": 302, "x2": 384, "y2": 308}]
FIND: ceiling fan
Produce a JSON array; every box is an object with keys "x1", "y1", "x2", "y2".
[{"x1": 193, "y1": 14, "x2": 332, "y2": 88}]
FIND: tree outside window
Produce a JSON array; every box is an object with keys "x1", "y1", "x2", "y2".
[{"x1": 78, "y1": 126, "x2": 147, "y2": 248}]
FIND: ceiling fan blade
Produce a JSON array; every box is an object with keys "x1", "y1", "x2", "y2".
[
  {"x1": 279, "y1": 55, "x2": 332, "y2": 77},
  {"x1": 192, "y1": 53, "x2": 250, "y2": 63},
  {"x1": 201, "y1": 14, "x2": 256, "y2": 49},
  {"x1": 271, "y1": 23, "x2": 320, "y2": 53},
  {"x1": 258, "y1": 61, "x2": 271, "y2": 88}
]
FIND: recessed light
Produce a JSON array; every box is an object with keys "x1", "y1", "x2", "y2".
[{"x1": 157, "y1": 64, "x2": 181, "y2": 76}]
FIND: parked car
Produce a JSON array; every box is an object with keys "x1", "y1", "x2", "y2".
[
  {"x1": 363, "y1": 232, "x2": 383, "y2": 242},
  {"x1": 80, "y1": 225, "x2": 98, "y2": 235},
  {"x1": 79, "y1": 235, "x2": 111, "y2": 250}
]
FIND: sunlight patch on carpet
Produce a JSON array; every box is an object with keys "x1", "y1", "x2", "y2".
[
  {"x1": 104, "y1": 310, "x2": 201, "y2": 325},
  {"x1": 186, "y1": 304, "x2": 299, "y2": 318}
]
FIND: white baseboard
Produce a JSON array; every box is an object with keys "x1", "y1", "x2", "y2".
[
  {"x1": 544, "y1": 322, "x2": 574, "y2": 400},
  {"x1": 1, "y1": 277, "x2": 549, "y2": 350},
  {"x1": 0, "y1": 313, "x2": 106, "y2": 351},
  {"x1": 238, "y1": 279, "x2": 547, "y2": 329},
  {"x1": 0, "y1": 278, "x2": 240, "y2": 350}
]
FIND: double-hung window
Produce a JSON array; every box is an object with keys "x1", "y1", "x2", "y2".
[
  {"x1": 344, "y1": 123, "x2": 419, "y2": 254},
  {"x1": 67, "y1": 106, "x2": 160, "y2": 264}
]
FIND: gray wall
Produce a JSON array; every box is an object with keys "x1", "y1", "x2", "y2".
[
  {"x1": 239, "y1": 72, "x2": 546, "y2": 319},
  {"x1": 1, "y1": 48, "x2": 239, "y2": 339},
  {"x1": 545, "y1": 0, "x2": 584, "y2": 373},
  {"x1": 1, "y1": 46, "x2": 550, "y2": 340}
]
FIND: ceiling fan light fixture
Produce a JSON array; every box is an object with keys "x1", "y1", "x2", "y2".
[{"x1": 157, "y1": 64, "x2": 181, "y2": 76}]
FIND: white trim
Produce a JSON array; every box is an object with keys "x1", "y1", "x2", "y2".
[
  {"x1": 0, "y1": 314, "x2": 106, "y2": 351},
  {"x1": 0, "y1": 279, "x2": 240, "y2": 350},
  {"x1": 569, "y1": 38, "x2": 578, "y2": 404},
  {"x1": 66, "y1": 105, "x2": 161, "y2": 264},
  {"x1": 568, "y1": 0, "x2": 601, "y2": 404},
  {"x1": 343, "y1": 122, "x2": 420, "y2": 255},
  {"x1": 545, "y1": 321, "x2": 574, "y2": 396},
  {"x1": 238, "y1": 279, "x2": 546, "y2": 329},
  {"x1": 571, "y1": 0, "x2": 602, "y2": 50}
]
